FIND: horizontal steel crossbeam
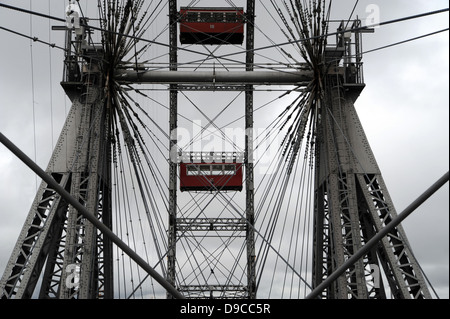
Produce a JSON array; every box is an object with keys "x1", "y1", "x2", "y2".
[
  {"x1": 115, "y1": 70, "x2": 313, "y2": 85},
  {"x1": 179, "y1": 285, "x2": 248, "y2": 298},
  {"x1": 177, "y1": 218, "x2": 247, "y2": 232}
]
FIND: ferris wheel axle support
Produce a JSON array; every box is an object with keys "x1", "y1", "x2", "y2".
[
  {"x1": 0, "y1": 132, "x2": 185, "y2": 300},
  {"x1": 308, "y1": 170, "x2": 449, "y2": 299},
  {"x1": 116, "y1": 70, "x2": 313, "y2": 85}
]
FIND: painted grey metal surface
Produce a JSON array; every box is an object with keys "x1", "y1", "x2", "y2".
[
  {"x1": 0, "y1": 131, "x2": 184, "y2": 300},
  {"x1": 308, "y1": 171, "x2": 448, "y2": 299},
  {"x1": 166, "y1": 0, "x2": 178, "y2": 298},
  {"x1": 116, "y1": 69, "x2": 313, "y2": 85},
  {"x1": 312, "y1": 74, "x2": 433, "y2": 298},
  {"x1": 0, "y1": 2, "x2": 437, "y2": 301}
]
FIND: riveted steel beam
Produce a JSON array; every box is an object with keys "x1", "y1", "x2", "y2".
[{"x1": 116, "y1": 70, "x2": 313, "y2": 85}]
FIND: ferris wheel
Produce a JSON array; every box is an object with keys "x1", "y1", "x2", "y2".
[{"x1": 0, "y1": 0, "x2": 448, "y2": 300}]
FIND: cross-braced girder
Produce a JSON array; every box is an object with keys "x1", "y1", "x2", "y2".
[
  {"x1": 164, "y1": 0, "x2": 258, "y2": 300},
  {"x1": 0, "y1": 58, "x2": 113, "y2": 299},
  {"x1": 312, "y1": 71, "x2": 431, "y2": 299},
  {"x1": 0, "y1": 0, "x2": 437, "y2": 301}
]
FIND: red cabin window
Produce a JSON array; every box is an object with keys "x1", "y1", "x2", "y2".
[
  {"x1": 179, "y1": 7, "x2": 245, "y2": 45},
  {"x1": 180, "y1": 153, "x2": 243, "y2": 192}
]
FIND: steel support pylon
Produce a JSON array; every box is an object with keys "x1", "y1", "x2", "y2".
[
  {"x1": 0, "y1": 59, "x2": 113, "y2": 299},
  {"x1": 167, "y1": 0, "x2": 178, "y2": 298},
  {"x1": 312, "y1": 74, "x2": 432, "y2": 298},
  {"x1": 245, "y1": 0, "x2": 257, "y2": 300},
  {"x1": 0, "y1": 3, "x2": 434, "y2": 300}
]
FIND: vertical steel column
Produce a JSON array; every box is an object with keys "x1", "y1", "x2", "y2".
[
  {"x1": 0, "y1": 131, "x2": 185, "y2": 300},
  {"x1": 0, "y1": 62, "x2": 114, "y2": 299},
  {"x1": 58, "y1": 71, "x2": 111, "y2": 299},
  {"x1": 245, "y1": 0, "x2": 256, "y2": 299},
  {"x1": 167, "y1": 0, "x2": 178, "y2": 298}
]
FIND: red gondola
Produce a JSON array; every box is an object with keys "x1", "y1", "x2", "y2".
[
  {"x1": 179, "y1": 7, "x2": 245, "y2": 45},
  {"x1": 179, "y1": 152, "x2": 243, "y2": 192}
]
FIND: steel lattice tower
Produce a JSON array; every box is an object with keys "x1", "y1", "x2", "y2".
[
  {"x1": 166, "y1": 0, "x2": 257, "y2": 299},
  {"x1": 311, "y1": 23, "x2": 431, "y2": 298},
  {"x1": 0, "y1": 1, "x2": 434, "y2": 299},
  {"x1": 0, "y1": 52, "x2": 114, "y2": 298}
]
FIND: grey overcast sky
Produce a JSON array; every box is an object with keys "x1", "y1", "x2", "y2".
[{"x1": 0, "y1": 0, "x2": 448, "y2": 298}]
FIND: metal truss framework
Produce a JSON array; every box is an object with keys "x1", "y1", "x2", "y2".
[
  {"x1": 167, "y1": 0, "x2": 178, "y2": 298},
  {"x1": 166, "y1": 0, "x2": 257, "y2": 300},
  {"x1": 0, "y1": 2, "x2": 433, "y2": 300},
  {"x1": 312, "y1": 74, "x2": 431, "y2": 299},
  {"x1": 0, "y1": 63, "x2": 113, "y2": 298},
  {"x1": 245, "y1": 0, "x2": 257, "y2": 300}
]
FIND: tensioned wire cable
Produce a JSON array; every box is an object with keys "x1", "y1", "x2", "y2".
[
  {"x1": 13, "y1": 2, "x2": 126, "y2": 297},
  {"x1": 251, "y1": 106, "x2": 316, "y2": 289},
  {"x1": 101, "y1": 4, "x2": 164, "y2": 296},
  {"x1": 3, "y1": 3, "x2": 447, "y2": 69},
  {"x1": 321, "y1": 75, "x2": 441, "y2": 297},
  {"x1": 279, "y1": 145, "x2": 314, "y2": 298},
  {"x1": 126, "y1": 0, "x2": 442, "y2": 298},
  {"x1": 2, "y1": 3, "x2": 447, "y2": 78},
  {"x1": 113, "y1": 96, "x2": 169, "y2": 243},
  {"x1": 88, "y1": 5, "x2": 446, "y2": 300},
  {"x1": 177, "y1": 227, "x2": 246, "y2": 294},
  {"x1": 254, "y1": 132, "x2": 313, "y2": 295},
  {"x1": 2, "y1": 24, "x2": 447, "y2": 75},
  {"x1": 179, "y1": 90, "x2": 245, "y2": 153},
  {"x1": 112, "y1": 106, "x2": 170, "y2": 298},
  {"x1": 127, "y1": 148, "x2": 316, "y2": 298},
  {"x1": 29, "y1": 0, "x2": 38, "y2": 191},
  {"x1": 2, "y1": 0, "x2": 446, "y2": 300},
  {"x1": 112, "y1": 146, "x2": 248, "y2": 298},
  {"x1": 153, "y1": 82, "x2": 318, "y2": 296},
  {"x1": 47, "y1": 0, "x2": 55, "y2": 155},
  {"x1": 176, "y1": 5, "x2": 289, "y2": 70}
]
